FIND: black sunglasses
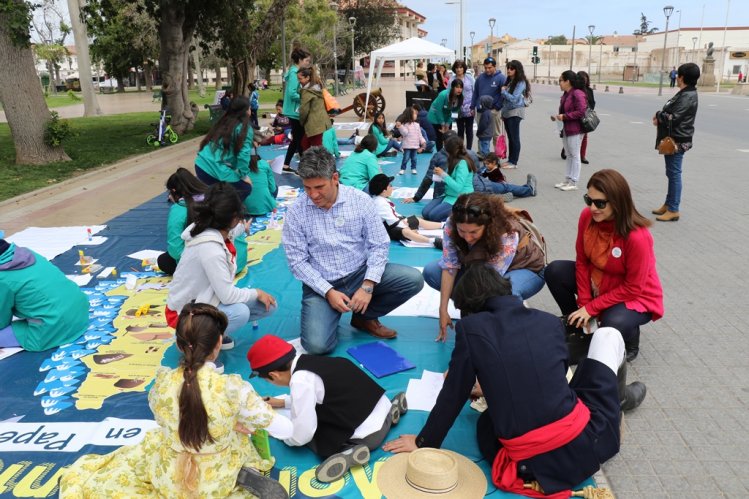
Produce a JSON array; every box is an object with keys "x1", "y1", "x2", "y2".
[
  {"x1": 452, "y1": 204, "x2": 485, "y2": 218},
  {"x1": 583, "y1": 194, "x2": 609, "y2": 209}
]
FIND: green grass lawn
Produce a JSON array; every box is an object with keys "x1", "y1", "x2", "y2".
[{"x1": 0, "y1": 112, "x2": 210, "y2": 202}]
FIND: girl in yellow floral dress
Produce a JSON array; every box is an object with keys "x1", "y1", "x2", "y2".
[{"x1": 59, "y1": 303, "x2": 292, "y2": 498}]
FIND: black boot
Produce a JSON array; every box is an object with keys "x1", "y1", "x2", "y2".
[
  {"x1": 617, "y1": 359, "x2": 646, "y2": 412},
  {"x1": 236, "y1": 467, "x2": 289, "y2": 498},
  {"x1": 624, "y1": 327, "x2": 640, "y2": 362},
  {"x1": 566, "y1": 331, "x2": 592, "y2": 365}
]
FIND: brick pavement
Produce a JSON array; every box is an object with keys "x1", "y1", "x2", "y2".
[{"x1": 2, "y1": 78, "x2": 747, "y2": 497}]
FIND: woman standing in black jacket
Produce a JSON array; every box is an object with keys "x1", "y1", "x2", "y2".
[
  {"x1": 577, "y1": 71, "x2": 595, "y2": 164},
  {"x1": 652, "y1": 63, "x2": 700, "y2": 222}
]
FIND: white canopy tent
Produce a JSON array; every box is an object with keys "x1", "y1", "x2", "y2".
[{"x1": 365, "y1": 37, "x2": 455, "y2": 116}]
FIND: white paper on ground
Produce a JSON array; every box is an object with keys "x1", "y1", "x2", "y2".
[
  {"x1": 74, "y1": 258, "x2": 99, "y2": 266},
  {"x1": 338, "y1": 150, "x2": 353, "y2": 158},
  {"x1": 277, "y1": 186, "x2": 300, "y2": 198},
  {"x1": 0, "y1": 348, "x2": 24, "y2": 361},
  {"x1": 388, "y1": 270, "x2": 460, "y2": 319},
  {"x1": 7, "y1": 225, "x2": 107, "y2": 260},
  {"x1": 390, "y1": 187, "x2": 433, "y2": 200},
  {"x1": 97, "y1": 266, "x2": 116, "y2": 279},
  {"x1": 287, "y1": 337, "x2": 309, "y2": 355},
  {"x1": 79, "y1": 236, "x2": 108, "y2": 246},
  {"x1": 378, "y1": 160, "x2": 396, "y2": 165},
  {"x1": 66, "y1": 274, "x2": 93, "y2": 286},
  {"x1": 405, "y1": 370, "x2": 445, "y2": 412},
  {"x1": 270, "y1": 155, "x2": 285, "y2": 174},
  {"x1": 417, "y1": 228, "x2": 443, "y2": 237},
  {"x1": 126, "y1": 250, "x2": 163, "y2": 261},
  {"x1": 400, "y1": 239, "x2": 435, "y2": 248}
]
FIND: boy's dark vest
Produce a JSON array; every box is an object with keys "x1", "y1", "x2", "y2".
[{"x1": 295, "y1": 354, "x2": 385, "y2": 457}]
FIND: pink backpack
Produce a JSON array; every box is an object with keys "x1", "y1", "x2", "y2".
[{"x1": 495, "y1": 134, "x2": 508, "y2": 159}]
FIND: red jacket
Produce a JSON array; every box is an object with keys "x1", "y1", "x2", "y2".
[
  {"x1": 575, "y1": 208, "x2": 664, "y2": 320},
  {"x1": 558, "y1": 89, "x2": 587, "y2": 136}
]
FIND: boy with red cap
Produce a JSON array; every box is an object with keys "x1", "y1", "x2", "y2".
[{"x1": 247, "y1": 334, "x2": 407, "y2": 483}]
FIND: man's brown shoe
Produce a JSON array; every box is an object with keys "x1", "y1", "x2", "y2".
[
  {"x1": 651, "y1": 204, "x2": 668, "y2": 215},
  {"x1": 655, "y1": 210, "x2": 680, "y2": 222},
  {"x1": 350, "y1": 316, "x2": 397, "y2": 339}
]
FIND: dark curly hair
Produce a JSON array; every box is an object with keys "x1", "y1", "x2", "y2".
[{"x1": 448, "y1": 192, "x2": 513, "y2": 260}]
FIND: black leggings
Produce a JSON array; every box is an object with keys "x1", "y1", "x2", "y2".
[
  {"x1": 456, "y1": 116, "x2": 474, "y2": 150},
  {"x1": 544, "y1": 260, "x2": 651, "y2": 345},
  {"x1": 283, "y1": 118, "x2": 305, "y2": 167}
]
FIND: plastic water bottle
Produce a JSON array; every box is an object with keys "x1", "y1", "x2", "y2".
[
  {"x1": 268, "y1": 209, "x2": 278, "y2": 229},
  {"x1": 252, "y1": 320, "x2": 259, "y2": 331}
]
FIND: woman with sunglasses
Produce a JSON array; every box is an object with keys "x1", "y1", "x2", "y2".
[
  {"x1": 544, "y1": 169, "x2": 663, "y2": 363},
  {"x1": 423, "y1": 192, "x2": 546, "y2": 341}
]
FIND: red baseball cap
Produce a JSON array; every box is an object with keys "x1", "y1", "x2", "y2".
[{"x1": 247, "y1": 334, "x2": 296, "y2": 377}]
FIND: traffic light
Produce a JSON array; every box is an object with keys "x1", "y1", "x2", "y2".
[{"x1": 532, "y1": 46, "x2": 538, "y2": 56}]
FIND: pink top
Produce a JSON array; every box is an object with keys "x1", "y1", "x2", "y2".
[
  {"x1": 397, "y1": 122, "x2": 426, "y2": 150},
  {"x1": 575, "y1": 208, "x2": 664, "y2": 320}
]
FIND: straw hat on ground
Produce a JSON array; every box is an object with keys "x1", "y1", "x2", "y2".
[{"x1": 377, "y1": 448, "x2": 487, "y2": 498}]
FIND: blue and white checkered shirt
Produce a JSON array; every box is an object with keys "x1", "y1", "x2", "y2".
[{"x1": 282, "y1": 185, "x2": 390, "y2": 297}]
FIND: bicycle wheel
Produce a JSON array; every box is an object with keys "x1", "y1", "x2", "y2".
[
  {"x1": 169, "y1": 130, "x2": 179, "y2": 143},
  {"x1": 146, "y1": 134, "x2": 158, "y2": 146}
]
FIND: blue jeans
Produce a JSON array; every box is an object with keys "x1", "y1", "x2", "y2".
[
  {"x1": 0, "y1": 324, "x2": 20, "y2": 348},
  {"x1": 378, "y1": 139, "x2": 402, "y2": 156},
  {"x1": 487, "y1": 181, "x2": 533, "y2": 198},
  {"x1": 664, "y1": 151, "x2": 684, "y2": 212},
  {"x1": 195, "y1": 165, "x2": 252, "y2": 201},
  {"x1": 422, "y1": 197, "x2": 453, "y2": 222},
  {"x1": 401, "y1": 149, "x2": 418, "y2": 170},
  {"x1": 423, "y1": 260, "x2": 545, "y2": 300},
  {"x1": 300, "y1": 264, "x2": 424, "y2": 354},
  {"x1": 218, "y1": 298, "x2": 277, "y2": 337},
  {"x1": 503, "y1": 116, "x2": 522, "y2": 165},
  {"x1": 478, "y1": 138, "x2": 491, "y2": 156}
]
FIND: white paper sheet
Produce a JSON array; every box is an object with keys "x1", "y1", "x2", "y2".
[
  {"x1": 66, "y1": 274, "x2": 93, "y2": 286},
  {"x1": 80, "y1": 236, "x2": 108, "y2": 246},
  {"x1": 400, "y1": 239, "x2": 436, "y2": 248},
  {"x1": 378, "y1": 160, "x2": 396, "y2": 165},
  {"x1": 270, "y1": 155, "x2": 285, "y2": 174},
  {"x1": 405, "y1": 370, "x2": 445, "y2": 412},
  {"x1": 74, "y1": 258, "x2": 99, "y2": 266},
  {"x1": 97, "y1": 266, "x2": 116, "y2": 279},
  {"x1": 388, "y1": 270, "x2": 460, "y2": 319},
  {"x1": 126, "y1": 250, "x2": 163, "y2": 261},
  {"x1": 390, "y1": 187, "x2": 433, "y2": 200},
  {"x1": 0, "y1": 347, "x2": 24, "y2": 361},
  {"x1": 338, "y1": 150, "x2": 353, "y2": 158},
  {"x1": 7, "y1": 225, "x2": 107, "y2": 260},
  {"x1": 277, "y1": 186, "x2": 300, "y2": 199},
  {"x1": 417, "y1": 228, "x2": 443, "y2": 237}
]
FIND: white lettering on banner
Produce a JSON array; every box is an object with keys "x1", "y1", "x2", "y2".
[{"x1": 0, "y1": 418, "x2": 158, "y2": 453}]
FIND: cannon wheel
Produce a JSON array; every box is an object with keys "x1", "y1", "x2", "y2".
[{"x1": 353, "y1": 92, "x2": 385, "y2": 119}]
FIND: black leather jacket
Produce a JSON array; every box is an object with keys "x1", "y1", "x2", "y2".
[{"x1": 655, "y1": 86, "x2": 698, "y2": 148}]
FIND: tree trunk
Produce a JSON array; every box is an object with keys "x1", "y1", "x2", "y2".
[
  {"x1": 158, "y1": 3, "x2": 196, "y2": 134},
  {"x1": 193, "y1": 46, "x2": 205, "y2": 98},
  {"x1": 232, "y1": 58, "x2": 253, "y2": 97},
  {"x1": 187, "y1": 62, "x2": 193, "y2": 89},
  {"x1": 144, "y1": 61, "x2": 153, "y2": 90},
  {"x1": 67, "y1": 0, "x2": 102, "y2": 116},
  {"x1": 0, "y1": 10, "x2": 71, "y2": 164},
  {"x1": 47, "y1": 61, "x2": 56, "y2": 94},
  {"x1": 214, "y1": 63, "x2": 222, "y2": 89}
]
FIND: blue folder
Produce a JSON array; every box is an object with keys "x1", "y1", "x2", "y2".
[{"x1": 346, "y1": 341, "x2": 416, "y2": 378}]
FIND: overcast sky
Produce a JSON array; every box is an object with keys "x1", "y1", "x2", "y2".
[{"x1": 402, "y1": 0, "x2": 745, "y2": 50}]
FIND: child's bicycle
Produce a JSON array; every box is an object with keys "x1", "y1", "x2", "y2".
[{"x1": 146, "y1": 109, "x2": 179, "y2": 147}]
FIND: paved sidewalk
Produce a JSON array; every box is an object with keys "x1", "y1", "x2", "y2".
[{"x1": 1, "y1": 78, "x2": 748, "y2": 498}]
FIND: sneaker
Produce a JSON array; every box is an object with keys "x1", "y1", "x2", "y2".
[
  {"x1": 236, "y1": 467, "x2": 288, "y2": 499},
  {"x1": 315, "y1": 444, "x2": 370, "y2": 483},
  {"x1": 559, "y1": 183, "x2": 578, "y2": 191},
  {"x1": 500, "y1": 192, "x2": 513, "y2": 203},
  {"x1": 389, "y1": 392, "x2": 408, "y2": 425},
  {"x1": 500, "y1": 162, "x2": 517, "y2": 169},
  {"x1": 411, "y1": 168, "x2": 418, "y2": 175},
  {"x1": 398, "y1": 169, "x2": 405, "y2": 175},
  {"x1": 527, "y1": 174, "x2": 537, "y2": 197},
  {"x1": 382, "y1": 150, "x2": 398, "y2": 157},
  {"x1": 433, "y1": 237, "x2": 443, "y2": 250},
  {"x1": 581, "y1": 158, "x2": 589, "y2": 164},
  {"x1": 554, "y1": 180, "x2": 569, "y2": 189},
  {"x1": 212, "y1": 359, "x2": 225, "y2": 374},
  {"x1": 221, "y1": 335, "x2": 235, "y2": 350},
  {"x1": 348, "y1": 129, "x2": 359, "y2": 140}
]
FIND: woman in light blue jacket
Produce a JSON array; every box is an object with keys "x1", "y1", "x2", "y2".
[{"x1": 500, "y1": 60, "x2": 531, "y2": 168}]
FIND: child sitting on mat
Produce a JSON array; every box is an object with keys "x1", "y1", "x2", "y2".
[
  {"x1": 369, "y1": 174, "x2": 443, "y2": 250},
  {"x1": 247, "y1": 334, "x2": 407, "y2": 484},
  {"x1": 59, "y1": 304, "x2": 291, "y2": 499}
]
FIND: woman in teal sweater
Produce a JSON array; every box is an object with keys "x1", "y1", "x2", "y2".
[
  {"x1": 368, "y1": 111, "x2": 402, "y2": 157},
  {"x1": 282, "y1": 46, "x2": 312, "y2": 172},
  {"x1": 0, "y1": 239, "x2": 89, "y2": 351},
  {"x1": 243, "y1": 155, "x2": 278, "y2": 216},
  {"x1": 422, "y1": 135, "x2": 475, "y2": 222},
  {"x1": 428, "y1": 79, "x2": 464, "y2": 152},
  {"x1": 194, "y1": 96, "x2": 254, "y2": 201},
  {"x1": 339, "y1": 134, "x2": 381, "y2": 190}
]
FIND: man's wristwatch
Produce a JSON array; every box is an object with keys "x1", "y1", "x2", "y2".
[{"x1": 361, "y1": 284, "x2": 374, "y2": 294}]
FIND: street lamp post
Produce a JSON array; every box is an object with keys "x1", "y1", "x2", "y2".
[
  {"x1": 598, "y1": 36, "x2": 604, "y2": 83},
  {"x1": 691, "y1": 36, "x2": 698, "y2": 62},
  {"x1": 330, "y1": 1, "x2": 339, "y2": 96},
  {"x1": 349, "y1": 17, "x2": 356, "y2": 87},
  {"x1": 658, "y1": 5, "x2": 674, "y2": 97},
  {"x1": 488, "y1": 18, "x2": 496, "y2": 58},
  {"x1": 675, "y1": 9, "x2": 682, "y2": 66},
  {"x1": 469, "y1": 31, "x2": 475, "y2": 65},
  {"x1": 587, "y1": 25, "x2": 595, "y2": 77},
  {"x1": 547, "y1": 36, "x2": 552, "y2": 78}
]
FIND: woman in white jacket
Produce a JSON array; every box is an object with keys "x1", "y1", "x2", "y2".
[{"x1": 166, "y1": 183, "x2": 277, "y2": 353}]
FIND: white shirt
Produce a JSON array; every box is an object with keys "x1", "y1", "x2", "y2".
[
  {"x1": 281, "y1": 355, "x2": 392, "y2": 447},
  {"x1": 373, "y1": 195, "x2": 405, "y2": 227}
]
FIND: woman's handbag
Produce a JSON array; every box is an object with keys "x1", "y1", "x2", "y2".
[
  {"x1": 581, "y1": 107, "x2": 600, "y2": 133},
  {"x1": 657, "y1": 116, "x2": 679, "y2": 155},
  {"x1": 495, "y1": 134, "x2": 508, "y2": 159}
]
